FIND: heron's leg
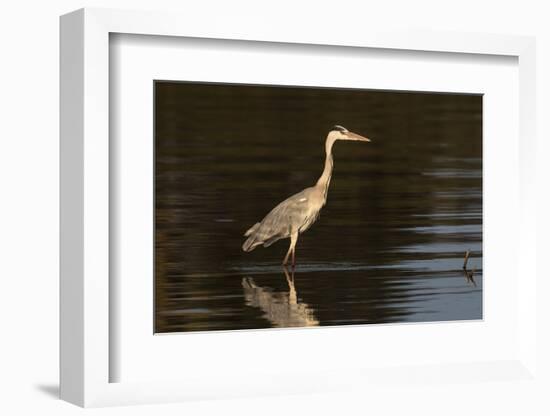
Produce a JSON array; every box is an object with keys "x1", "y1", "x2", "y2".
[
  {"x1": 283, "y1": 241, "x2": 292, "y2": 265},
  {"x1": 290, "y1": 232, "x2": 298, "y2": 267},
  {"x1": 283, "y1": 266, "x2": 290, "y2": 286},
  {"x1": 282, "y1": 232, "x2": 298, "y2": 266}
]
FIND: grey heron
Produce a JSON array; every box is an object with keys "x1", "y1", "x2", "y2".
[{"x1": 242, "y1": 125, "x2": 371, "y2": 266}]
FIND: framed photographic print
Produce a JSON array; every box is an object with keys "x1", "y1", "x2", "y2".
[
  {"x1": 153, "y1": 81, "x2": 482, "y2": 334},
  {"x1": 60, "y1": 8, "x2": 538, "y2": 408}
]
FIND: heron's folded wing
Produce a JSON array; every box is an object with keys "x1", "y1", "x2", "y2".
[{"x1": 257, "y1": 191, "x2": 311, "y2": 238}]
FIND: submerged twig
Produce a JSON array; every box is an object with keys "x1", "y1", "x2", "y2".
[
  {"x1": 462, "y1": 250, "x2": 476, "y2": 286},
  {"x1": 464, "y1": 268, "x2": 477, "y2": 287},
  {"x1": 462, "y1": 249, "x2": 470, "y2": 270}
]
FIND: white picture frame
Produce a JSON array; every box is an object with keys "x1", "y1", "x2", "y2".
[{"x1": 60, "y1": 7, "x2": 537, "y2": 408}]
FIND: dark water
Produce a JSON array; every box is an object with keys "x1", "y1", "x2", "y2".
[{"x1": 155, "y1": 82, "x2": 482, "y2": 333}]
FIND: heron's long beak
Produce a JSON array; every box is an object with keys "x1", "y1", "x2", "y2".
[{"x1": 346, "y1": 131, "x2": 371, "y2": 142}]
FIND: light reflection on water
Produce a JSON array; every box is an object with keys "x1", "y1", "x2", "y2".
[
  {"x1": 242, "y1": 268, "x2": 319, "y2": 328},
  {"x1": 154, "y1": 82, "x2": 482, "y2": 333}
]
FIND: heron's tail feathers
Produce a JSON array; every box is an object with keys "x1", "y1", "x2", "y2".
[
  {"x1": 244, "y1": 223, "x2": 260, "y2": 237},
  {"x1": 263, "y1": 235, "x2": 282, "y2": 248},
  {"x1": 242, "y1": 234, "x2": 263, "y2": 252},
  {"x1": 242, "y1": 231, "x2": 284, "y2": 252},
  {"x1": 242, "y1": 223, "x2": 263, "y2": 252}
]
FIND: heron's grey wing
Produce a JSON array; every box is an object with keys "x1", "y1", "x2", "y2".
[
  {"x1": 259, "y1": 191, "x2": 311, "y2": 237},
  {"x1": 242, "y1": 190, "x2": 311, "y2": 252}
]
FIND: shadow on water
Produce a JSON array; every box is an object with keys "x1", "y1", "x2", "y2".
[{"x1": 154, "y1": 82, "x2": 483, "y2": 333}]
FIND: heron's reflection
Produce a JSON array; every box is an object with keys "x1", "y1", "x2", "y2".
[{"x1": 242, "y1": 267, "x2": 319, "y2": 328}]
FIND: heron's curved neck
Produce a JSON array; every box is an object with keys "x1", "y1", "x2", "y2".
[{"x1": 315, "y1": 137, "x2": 336, "y2": 197}]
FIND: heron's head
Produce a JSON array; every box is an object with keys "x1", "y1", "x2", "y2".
[{"x1": 328, "y1": 125, "x2": 371, "y2": 143}]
